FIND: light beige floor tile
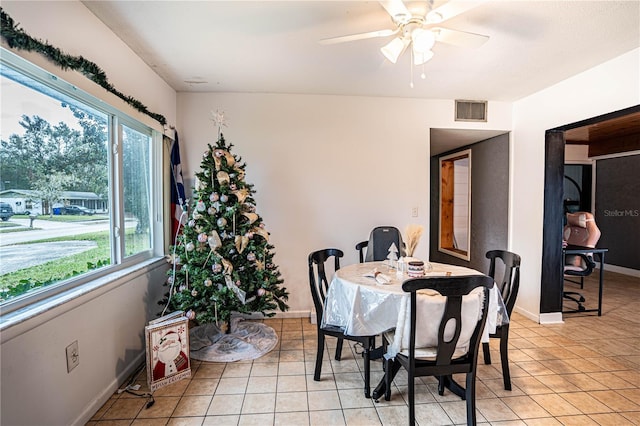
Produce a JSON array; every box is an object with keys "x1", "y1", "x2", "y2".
[
  {"x1": 306, "y1": 373, "x2": 338, "y2": 391},
  {"x1": 308, "y1": 389, "x2": 342, "y2": 411},
  {"x1": 414, "y1": 401, "x2": 456, "y2": 425},
  {"x1": 535, "y1": 375, "x2": 581, "y2": 393},
  {"x1": 215, "y1": 377, "x2": 248, "y2": 395},
  {"x1": 277, "y1": 374, "x2": 307, "y2": 392},
  {"x1": 206, "y1": 394, "x2": 244, "y2": 416},
  {"x1": 530, "y1": 393, "x2": 581, "y2": 417},
  {"x1": 166, "y1": 417, "x2": 205, "y2": 426},
  {"x1": 221, "y1": 363, "x2": 252, "y2": 378},
  {"x1": 559, "y1": 392, "x2": 612, "y2": 414},
  {"x1": 246, "y1": 375, "x2": 277, "y2": 393},
  {"x1": 338, "y1": 388, "x2": 375, "y2": 409},
  {"x1": 250, "y1": 361, "x2": 279, "y2": 377},
  {"x1": 274, "y1": 410, "x2": 310, "y2": 426},
  {"x1": 523, "y1": 418, "x2": 563, "y2": 425},
  {"x1": 555, "y1": 414, "x2": 599, "y2": 425},
  {"x1": 172, "y1": 395, "x2": 212, "y2": 417},
  {"x1": 501, "y1": 395, "x2": 551, "y2": 419},
  {"x1": 375, "y1": 404, "x2": 410, "y2": 425},
  {"x1": 102, "y1": 398, "x2": 146, "y2": 420},
  {"x1": 184, "y1": 379, "x2": 218, "y2": 396},
  {"x1": 275, "y1": 391, "x2": 308, "y2": 412},
  {"x1": 202, "y1": 415, "x2": 239, "y2": 425},
  {"x1": 153, "y1": 379, "x2": 190, "y2": 397},
  {"x1": 194, "y1": 363, "x2": 225, "y2": 379},
  {"x1": 588, "y1": 412, "x2": 635, "y2": 425},
  {"x1": 131, "y1": 418, "x2": 170, "y2": 426},
  {"x1": 238, "y1": 412, "x2": 274, "y2": 425},
  {"x1": 589, "y1": 390, "x2": 640, "y2": 412},
  {"x1": 476, "y1": 398, "x2": 520, "y2": 422},
  {"x1": 279, "y1": 350, "x2": 305, "y2": 362},
  {"x1": 343, "y1": 407, "x2": 382, "y2": 425},
  {"x1": 309, "y1": 409, "x2": 346, "y2": 426},
  {"x1": 278, "y1": 361, "x2": 306, "y2": 375},
  {"x1": 136, "y1": 397, "x2": 181, "y2": 419},
  {"x1": 241, "y1": 392, "x2": 276, "y2": 414}
]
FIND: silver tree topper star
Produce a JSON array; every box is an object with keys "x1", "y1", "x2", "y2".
[{"x1": 211, "y1": 109, "x2": 227, "y2": 130}]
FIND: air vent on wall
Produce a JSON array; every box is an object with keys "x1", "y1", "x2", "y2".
[{"x1": 455, "y1": 100, "x2": 487, "y2": 122}]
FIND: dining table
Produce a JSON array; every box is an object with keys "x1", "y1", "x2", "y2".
[{"x1": 321, "y1": 260, "x2": 508, "y2": 400}]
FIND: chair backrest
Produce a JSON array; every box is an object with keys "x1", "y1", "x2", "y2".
[
  {"x1": 486, "y1": 250, "x2": 521, "y2": 317},
  {"x1": 364, "y1": 226, "x2": 406, "y2": 262},
  {"x1": 308, "y1": 248, "x2": 343, "y2": 326},
  {"x1": 402, "y1": 275, "x2": 493, "y2": 366},
  {"x1": 564, "y1": 212, "x2": 601, "y2": 248},
  {"x1": 563, "y1": 212, "x2": 601, "y2": 271}
]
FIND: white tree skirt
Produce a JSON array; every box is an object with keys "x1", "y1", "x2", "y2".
[{"x1": 189, "y1": 316, "x2": 278, "y2": 362}]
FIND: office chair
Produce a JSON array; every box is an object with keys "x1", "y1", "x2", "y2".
[
  {"x1": 563, "y1": 212, "x2": 601, "y2": 311},
  {"x1": 356, "y1": 226, "x2": 406, "y2": 263}
]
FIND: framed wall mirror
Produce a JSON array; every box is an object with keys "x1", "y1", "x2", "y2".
[{"x1": 439, "y1": 149, "x2": 471, "y2": 260}]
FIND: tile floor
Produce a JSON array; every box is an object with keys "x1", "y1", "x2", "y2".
[{"x1": 88, "y1": 270, "x2": 640, "y2": 425}]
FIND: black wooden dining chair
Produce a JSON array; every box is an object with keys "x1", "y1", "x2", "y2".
[
  {"x1": 482, "y1": 249, "x2": 521, "y2": 391},
  {"x1": 308, "y1": 248, "x2": 377, "y2": 398},
  {"x1": 382, "y1": 274, "x2": 493, "y2": 425},
  {"x1": 356, "y1": 226, "x2": 406, "y2": 262}
]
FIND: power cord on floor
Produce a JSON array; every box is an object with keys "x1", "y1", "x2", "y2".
[{"x1": 116, "y1": 360, "x2": 155, "y2": 409}]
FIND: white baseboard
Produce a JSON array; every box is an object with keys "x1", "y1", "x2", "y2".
[
  {"x1": 73, "y1": 351, "x2": 146, "y2": 426},
  {"x1": 539, "y1": 312, "x2": 564, "y2": 324},
  {"x1": 603, "y1": 264, "x2": 640, "y2": 278}
]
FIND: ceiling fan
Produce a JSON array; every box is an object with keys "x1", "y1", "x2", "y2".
[{"x1": 319, "y1": 0, "x2": 489, "y2": 66}]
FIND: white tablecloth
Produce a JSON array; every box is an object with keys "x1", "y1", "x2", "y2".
[{"x1": 321, "y1": 261, "x2": 506, "y2": 359}]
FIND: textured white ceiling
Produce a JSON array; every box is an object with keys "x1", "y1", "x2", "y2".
[{"x1": 82, "y1": 1, "x2": 640, "y2": 102}]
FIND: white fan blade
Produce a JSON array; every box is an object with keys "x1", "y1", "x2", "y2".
[
  {"x1": 319, "y1": 28, "x2": 398, "y2": 45},
  {"x1": 379, "y1": 0, "x2": 410, "y2": 22},
  {"x1": 433, "y1": 27, "x2": 489, "y2": 48},
  {"x1": 427, "y1": 0, "x2": 488, "y2": 24}
]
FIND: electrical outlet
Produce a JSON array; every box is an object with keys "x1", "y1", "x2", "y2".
[
  {"x1": 66, "y1": 340, "x2": 79, "y2": 373},
  {"x1": 411, "y1": 206, "x2": 418, "y2": 217}
]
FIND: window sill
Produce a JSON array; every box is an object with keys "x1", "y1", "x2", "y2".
[{"x1": 0, "y1": 257, "x2": 167, "y2": 344}]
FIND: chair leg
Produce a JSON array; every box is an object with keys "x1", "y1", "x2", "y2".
[
  {"x1": 314, "y1": 332, "x2": 325, "y2": 381},
  {"x1": 482, "y1": 341, "x2": 491, "y2": 364},
  {"x1": 500, "y1": 325, "x2": 511, "y2": 391},
  {"x1": 465, "y1": 372, "x2": 477, "y2": 426},
  {"x1": 335, "y1": 338, "x2": 344, "y2": 361},
  {"x1": 363, "y1": 348, "x2": 371, "y2": 398},
  {"x1": 408, "y1": 368, "x2": 415, "y2": 425}
]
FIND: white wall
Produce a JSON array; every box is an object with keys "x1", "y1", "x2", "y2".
[
  {"x1": 511, "y1": 48, "x2": 640, "y2": 322},
  {"x1": 177, "y1": 93, "x2": 512, "y2": 316},
  {"x1": 1, "y1": 2, "x2": 176, "y2": 425}
]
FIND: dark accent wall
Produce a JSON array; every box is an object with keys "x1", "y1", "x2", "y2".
[
  {"x1": 429, "y1": 134, "x2": 509, "y2": 273},
  {"x1": 595, "y1": 154, "x2": 640, "y2": 270}
]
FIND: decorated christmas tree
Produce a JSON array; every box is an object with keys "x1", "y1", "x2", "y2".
[{"x1": 163, "y1": 113, "x2": 288, "y2": 328}]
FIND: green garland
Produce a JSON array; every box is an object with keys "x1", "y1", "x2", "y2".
[{"x1": 0, "y1": 8, "x2": 167, "y2": 126}]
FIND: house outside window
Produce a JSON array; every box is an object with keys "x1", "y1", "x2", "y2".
[{"x1": 0, "y1": 49, "x2": 163, "y2": 313}]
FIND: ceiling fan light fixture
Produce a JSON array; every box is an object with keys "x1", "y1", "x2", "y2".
[
  {"x1": 413, "y1": 49, "x2": 434, "y2": 65},
  {"x1": 411, "y1": 28, "x2": 436, "y2": 52},
  {"x1": 381, "y1": 37, "x2": 408, "y2": 63}
]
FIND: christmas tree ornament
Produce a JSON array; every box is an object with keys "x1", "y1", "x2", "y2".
[
  {"x1": 220, "y1": 194, "x2": 229, "y2": 203},
  {"x1": 210, "y1": 192, "x2": 219, "y2": 202},
  {"x1": 186, "y1": 310, "x2": 196, "y2": 320},
  {"x1": 247, "y1": 252, "x2": 256, "y2": 262},
  {"x1": 191, "y1": 289, "x2": 198, "y2": 297},
  {"x1": 208, "y1": 207, "x2": 216, "y2": 215},
  {"x1": 196, "y1": 200, "x2": 206, "y2": 211},
  {"x1": 212, "y1": 263, "x2": 222, "y2": 273},
  {"x1": 204, "y1": 279, "x2": 212, "y2": 287},
  {"x1": 217, "y1": 217, "x2": 227, "y2": 228},
  {"x1": 185, "y1": 242, "x2": 195, "y2": 252},
  {"x1": 198, "y1": 233, "x2": 208, "y2": 243},
  {"x1": 257, "y1": 288, "x2": 266, "y2": 297},
  {"x1": 208, "y1": 232, "x2": 222, "y2": 249}
]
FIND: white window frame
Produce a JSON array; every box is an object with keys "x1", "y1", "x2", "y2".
[{"x1": 0, "y1": 48, "x2": 165, "y2": 318}]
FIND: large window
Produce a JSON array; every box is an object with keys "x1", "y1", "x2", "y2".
[{"x1": 0, "y1": 50, "x2": 162, "y2": 313}]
